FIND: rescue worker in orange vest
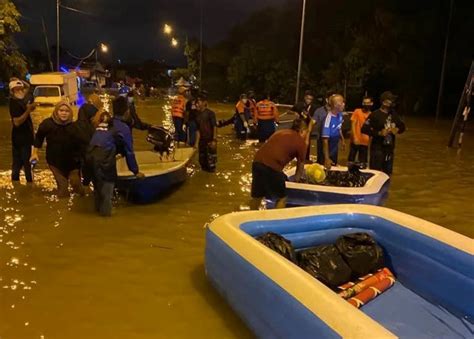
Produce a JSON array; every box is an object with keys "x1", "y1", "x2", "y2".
[
  {"x1": 255, "y1": 94, "x2": 279, "y2": 143},
  {"x1": 234, "y1": 94, "x2": 252, "y2": 140},
  {"x1": 171, "y1": 85, "x2": 188, "y2": 143}
]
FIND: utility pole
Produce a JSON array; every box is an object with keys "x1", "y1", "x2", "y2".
[
  {"x1": 56, "y1": 0, "x2": 60, "y2": 71},
  {"x1": 199, "y1": 0, "x2": 203, "y2": 86},
  {"x1": 41, "y1": 17, "x2": 54, "y2": 71},
  {"x1": 435, "y1": 0, "x2": 454, "y2": 121},
  {"x1": 295, "y1": 0, "x2": 307, "y2": 104}
]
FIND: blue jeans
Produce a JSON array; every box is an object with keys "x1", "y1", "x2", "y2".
[
  {"x1": 11, "y1": 144, "x2": 32, "y2": 182},
  {"x1": 93, "y1": 179, "x2": 115, "y2": 216},
  {"x1": 257, "y1": 119, "x2": 276, "y2": 143}
]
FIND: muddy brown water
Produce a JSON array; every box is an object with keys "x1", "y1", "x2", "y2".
[{"x1": 0, "y1": 99, "x2": 472, "y2": 339}]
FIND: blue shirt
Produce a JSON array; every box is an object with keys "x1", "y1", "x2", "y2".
[
  {"x1": 90, "y1": 117, "x2": 139, "y2": 174},
  {"x1": 312, "y1": 106, "x2": 328, "y2": 137},
  {"x1": 321, "y1": 112, "x2": 343, "y2": 139}
]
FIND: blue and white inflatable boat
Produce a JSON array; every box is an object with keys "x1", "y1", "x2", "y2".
[
  {"x1": 116, "y1": 148, "x2": 195, "y2": 204},
  {"x1": 283, "y1": 166, "x2": 390, "y2": 206},
  {"x1": 205, "y1": 205, "x2": 473, "y2": 338}
]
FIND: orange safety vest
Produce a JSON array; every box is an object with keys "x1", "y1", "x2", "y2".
[
  {"x1": 256, "y1": 99, "x2": 279, "y2": 121},
  {"x1": 171, "y1": 95, "x2": 186, "y2": 118},
  {"x1": 235, "y1": 100, "x2": 246, "y2": 114}
]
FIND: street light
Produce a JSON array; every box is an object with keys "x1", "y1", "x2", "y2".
[
  {"x1": 100, "y1": 43, "x2": 108, "y2": 53},
  {"x1": 95, "y1": 42, "x2": 109, "y2": 63},
  {"x1": 171, "y1": 38, "x2": 178, "y2": 47},
  {"x1": 164, "y1": 24, "x2": 172, "y2": 35}
]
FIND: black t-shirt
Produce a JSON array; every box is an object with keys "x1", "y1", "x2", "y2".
[
  {"x1": 34, "y1": 117, "x2": 82, "y2": 174},
  {"x1": 9, "y1": 98, "x2": 34, "y2": 146},
  {"x1": 185, "y1": 98, "x2": 198, "y2": 122},
  {"x1": 291, "y1": 102, "x2": 317, "y2": 117},
  {"x1": 196, "y1": 109, "x2": 217, "y2": 141},
  {"x1": 361, "y1": 109, "x2": 406, "y2": 150}
]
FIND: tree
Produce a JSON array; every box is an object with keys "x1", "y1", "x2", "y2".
[
  {"x1": 0, "y1": 0, "x2": 27, "y2": 80},
  {"x1": 184, "y1": 37, "x2": 200, "y2": 77}
]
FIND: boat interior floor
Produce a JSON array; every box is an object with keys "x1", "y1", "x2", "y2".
[{"x1": 362, "y1": 281, "x2": 473, "y2": 338}]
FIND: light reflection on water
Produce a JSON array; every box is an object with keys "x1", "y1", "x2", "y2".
[{"x1": 0, "y1": 100, "x2": 472, "y2": 338}]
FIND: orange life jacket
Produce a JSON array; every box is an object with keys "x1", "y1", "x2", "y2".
[
  {"x1": 235, "y1": 100, "x2": 248, "y2": 114},
  {"x1": 171, "y1": 95, "x2": 186, "y2": 118},
  {"x1": 256, "y1": 99, "x2": 279, "y2": 121}
]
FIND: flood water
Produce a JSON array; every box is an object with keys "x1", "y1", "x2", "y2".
[{"x1": 0, "y1": 99, "x2": 472, "y2": 339}]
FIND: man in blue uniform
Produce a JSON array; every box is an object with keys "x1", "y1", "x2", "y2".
[
  {"x1": 87, "y1": 96, "x2": 144, "y2": 216},
  {"x1": 321, "y1": 94, "x2": 346, "y2": 169}
]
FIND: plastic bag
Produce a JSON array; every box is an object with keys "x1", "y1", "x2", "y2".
[
  {"x1": 256, "y1": 232, "x2": 297, "y2": 264},
  {"x1": 336, "y1": 233, "x2": 384, "y2": 277},
  {"x1": 297, "y1": 245, "x2": 352, "y2": 289},
  {"x1": 321, "y1": 164, "x2": 368, "y2": 187}
]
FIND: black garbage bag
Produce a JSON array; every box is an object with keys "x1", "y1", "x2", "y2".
[
  {"x1": 322, "y1": 166, "x2": 368, "y2": 188},
  {"x1": 256, "y1": 232, "x2": 297, "y2": 264},
  {"x1": 297, "y1": 245, "x2": 352, "y2": 289},
  {"x1": 336, "y1": 233, "x2": 384, "y2": 277}
]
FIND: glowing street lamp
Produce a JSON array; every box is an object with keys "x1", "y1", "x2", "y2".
[
  {"x1": 171, "y1": 38, "x2": 178, "y2": 47},
  {"x1": 164, "y1": 24, "x2": 173, "y2": 35},
  {"x1": 100, "y1": 43, "x2": 108, "y2": 53},
  {"x1": 96, "y1": 42, "x2": 109, "y2": 63}
]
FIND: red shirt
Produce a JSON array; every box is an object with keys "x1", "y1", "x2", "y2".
[{"x1": 254, "y1": 129, "x2": 307, "y2": 172}]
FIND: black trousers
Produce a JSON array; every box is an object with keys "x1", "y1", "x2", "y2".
[
  {"x1": 370, "y1": 144, "x2": 394, "y2": 175},
  {"x1": 12, "y1": 144, "x2": 32, "y2": 182},
  {"x1": 199, "y1": 140, "x2": 217, "y2": 172},
  {"x1": 348, "y1": 143, "x2": 369, "y2": 164}
]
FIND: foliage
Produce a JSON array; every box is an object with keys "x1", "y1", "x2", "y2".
[
  {"x1": 0, "y1": 0, "x2": 27, "y2": 80},
  {"x1": 184, "y1": 37, "x2": 200, "y2": 77},
  {"x1": 203, "y1": 0, "x2": 473, "y2": 115}
]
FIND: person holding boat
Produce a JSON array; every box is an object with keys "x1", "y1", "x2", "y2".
[
  {"x1": 362, "y1": 91, "x2": 405, "y2": 175},
  {"x1": 314, "y1": 91, "x2": 333, "y2": 165},
  {"x1": 348, "y1": 96, "x2": 373, "y2": 167},
  {"x1": 87, "y1": 96, "x2": 144, "y2": 216},
  {"x1": 290, "y1": 90, "x2": 317, "y2": 160},
  {"x1": 255, "y1": 94, "x2": 280, "y2": 143},
  {"x1": 251, "y1": 117, "x2": 314, "y2": 209},
  {"x1": 234, "y1": 94, "x2": 252, "y2": 140},
  {"x1": 321, "y1": 94, "x2": 346, "y2": 169},
  {"x1": 195, "y1": 91, "x2": 218, "y2": 172}
]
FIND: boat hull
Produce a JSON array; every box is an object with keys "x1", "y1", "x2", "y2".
[
  {"x1": 205, "y1": 205, "x2": 473, "y2": 338},
  {"x1": 283, "y1": 166, "x2": 390, "y2": 207},
  {"x1": 116, "y1": 148, "x2": 195, "y2": 204},
  {"x1": 116, "y1": 166, "x2": 187, "y2": 204}
]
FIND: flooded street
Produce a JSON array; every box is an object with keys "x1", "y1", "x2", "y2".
[{"x1": 0, "y1": 100, "x2": 472, "y2": 339}]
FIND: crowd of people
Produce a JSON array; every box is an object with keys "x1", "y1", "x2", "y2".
[
  {"x1": 8, "y1": 79, "x2": 144, "y2": 216},
  {"x1": 8, "y1": 75, "x2": 405, "y2": 215},
  {"x1": 250, "y1": 90, "x2": 406, "y2": 209}
]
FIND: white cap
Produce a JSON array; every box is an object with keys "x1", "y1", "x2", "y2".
[{"x1": 9, "y1": 80, "x2": 24, "y2": 91}]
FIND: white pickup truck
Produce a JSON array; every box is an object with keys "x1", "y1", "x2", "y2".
[{"x1": 30, "y1": 72, "x2": 79, "y2": 106}]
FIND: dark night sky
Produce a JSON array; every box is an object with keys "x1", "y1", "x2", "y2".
[{"x1": 14, "y1": 0, "x2": 286, "y2": 65}]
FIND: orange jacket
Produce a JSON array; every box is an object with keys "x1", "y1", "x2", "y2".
[
  {"x1": 171, "y1": 95, "x2": 186, "y2": 118},
  {"x1": 255, "y1": 99, "x2": 279, "y2": 122},
  {"x1": 235, "y1": 100, "x2": 247, "y2": 114}
]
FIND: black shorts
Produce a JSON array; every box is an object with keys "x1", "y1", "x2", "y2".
[{"x1": 251, "y1": 162, "x2": 287, "y2": 199}]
